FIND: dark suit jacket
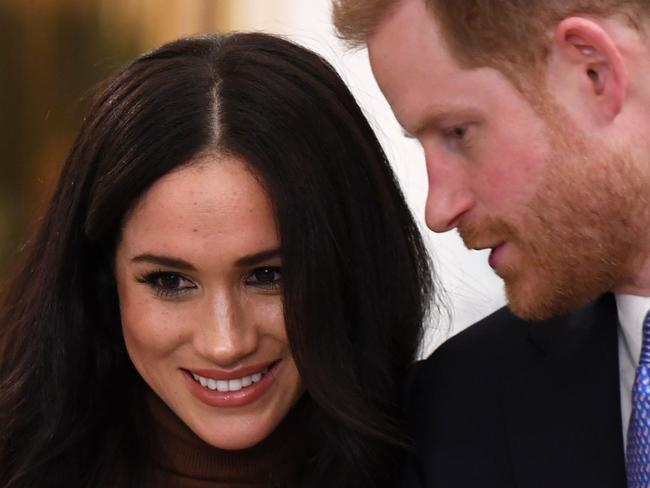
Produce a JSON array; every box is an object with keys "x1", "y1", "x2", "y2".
[{"x1": 403, "y1": 294, "x2": 627, "y2": 488}]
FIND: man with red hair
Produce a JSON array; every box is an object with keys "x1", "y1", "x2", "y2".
[{"x1": 334, "y1": 0, "x2": 650, "y2": 486}]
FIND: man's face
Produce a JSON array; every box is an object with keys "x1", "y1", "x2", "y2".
[{"x1": 368, "y1": 0, "x2": 645, "y2": 319}]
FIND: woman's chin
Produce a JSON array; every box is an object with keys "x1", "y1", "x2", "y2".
[{"x1": 190, "y1": 415, "x2": 280, "y2": 451}]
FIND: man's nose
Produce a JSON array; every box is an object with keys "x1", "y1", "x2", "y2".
[
  {"x1": 423, "y1": 152, "x2": 476, "y2": 233},
  {"x1": 194, "y1": 291, "x2": 258, "y2": 366}
]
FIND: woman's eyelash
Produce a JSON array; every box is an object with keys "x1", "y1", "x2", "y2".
[
  {"x1": 135, "y1": 266, "x2": 282, "y2": 297},
  {"x1": 136, "y1": 271, "x2": 196, "y2": 298}
]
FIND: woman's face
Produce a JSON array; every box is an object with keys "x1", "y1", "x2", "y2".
[{"x1": 114, "y1": 154, "x2": 303, "y2": 450}]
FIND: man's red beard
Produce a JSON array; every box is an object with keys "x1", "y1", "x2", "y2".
[{"x1": 458, "y1": 127, "x2": 647, "y2": 320}]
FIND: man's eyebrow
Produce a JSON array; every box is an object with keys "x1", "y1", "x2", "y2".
[
  {"x1": 131, "y1": 254, "x2": 197, "y2": 271},
  {"x1": 235, "y1": 248, "x2": 281, "y2": 267}
]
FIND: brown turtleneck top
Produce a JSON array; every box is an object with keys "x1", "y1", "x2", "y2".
[{"x1": 145, "y1": 391, "x2": 303, "y2": 488}]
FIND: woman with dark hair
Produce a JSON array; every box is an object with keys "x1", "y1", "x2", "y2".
[{"x1": 0, "y1": 33, "x2": 432, "y2": 487}]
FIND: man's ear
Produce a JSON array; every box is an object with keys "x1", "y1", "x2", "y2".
[{"x1": 547, "y1": 16, "x2": 627, "y2": 122}]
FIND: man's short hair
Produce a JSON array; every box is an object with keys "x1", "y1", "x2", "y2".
[{"x1": 333, "y1": 0, "x2": 648, "y2": 83}]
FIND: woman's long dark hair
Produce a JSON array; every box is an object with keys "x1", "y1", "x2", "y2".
[{"x1": 0, "y1": 33, "x2": 433, "y2": 487}]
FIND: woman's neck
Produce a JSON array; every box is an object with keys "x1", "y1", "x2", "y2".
[{"x1": 146, "y1": 389, "x2": 305, "y2": 487}]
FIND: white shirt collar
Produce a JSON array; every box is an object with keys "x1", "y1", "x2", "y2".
[{"x1": 615, "y1": 293, "x2": 650, "y2": 367}]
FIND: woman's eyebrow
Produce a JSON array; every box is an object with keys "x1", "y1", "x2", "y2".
[
  {"x1": 235, "y1": 248, "x2": 281, "y2": 267},
  {"x1": 131, "y1": 248, "x2": 281, "y2": 270},
  {"x1": 131, "y1": 254, "x2": 197, "y2": 271}
]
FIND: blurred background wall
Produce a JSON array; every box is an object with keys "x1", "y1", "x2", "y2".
[{"x1": 0, "y1": 0, "x2": 505, "y2": 355}]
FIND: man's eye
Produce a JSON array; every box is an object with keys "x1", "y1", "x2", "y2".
[
  {"x1": 446, "y1": 126, "x2": 467, "y2": 139},
  {"x1": 441, "y1": 124, "x2": 473, "y2": 151},
  {"x1": 246, "y1": 267, "x2": 281, "y2": 290},
  {"x1": 139, "y1": 272, "x2": 196, "y2": 297}
]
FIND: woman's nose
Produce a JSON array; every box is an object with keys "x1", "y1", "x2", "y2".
[{"x1": 194, "y1": 290, "x2": 258, "y2": 366}]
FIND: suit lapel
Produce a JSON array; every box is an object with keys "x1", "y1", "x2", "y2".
[{"x1": 502, "y1": 294, "x2": 626, "y2": 488}]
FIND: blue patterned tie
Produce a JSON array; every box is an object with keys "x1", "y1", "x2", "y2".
[{"x1": 627, "y1": 310, "x2": 650, "y2": 487}]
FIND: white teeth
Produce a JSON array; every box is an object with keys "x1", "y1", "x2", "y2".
[{"x1": 191, "y1": 366, "x2": 272, "y2": 392}]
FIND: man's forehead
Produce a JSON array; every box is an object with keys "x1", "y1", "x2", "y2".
[
  {"x1": 368, "y1": 0, "x2": 449, "y2": 62},
  {"x1": 367, "y1": 1, "x2": 461, "y2": 108}
]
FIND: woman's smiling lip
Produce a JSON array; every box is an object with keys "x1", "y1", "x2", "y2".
[
  {"x1": 182, "y1": 360, "x2": 281, "y2": 408},
  {"x1": 188, "y1": 361, "x2": 276, "y2": 381}
]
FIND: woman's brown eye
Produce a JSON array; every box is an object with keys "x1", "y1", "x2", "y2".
[
  {"x1": 247, "y1": 267, "x2": 281, "y2": 289},
  {"x1": 156, "y1": 274, "x2": 183, "y2": 290},
  {"x1": 139, "y1": 272, "x2": 195, "y2": 297}
]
